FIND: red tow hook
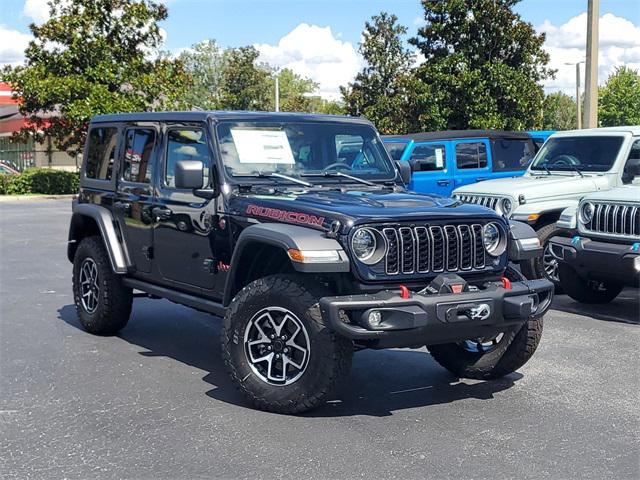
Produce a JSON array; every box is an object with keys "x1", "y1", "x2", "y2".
[
  {"x1": 399, "y1": 285, "x2": 411, "y2": 299},
  {"x1": 501, "y1": 277, "x2": 512, "y2": 290}
]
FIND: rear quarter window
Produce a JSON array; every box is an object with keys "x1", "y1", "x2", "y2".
[
  {"x1": 85, "y1": 127, "x2": 119, "y2": 181},
  {"x1": 491, "y1": 139, "x2": 535, "y2": 172}
]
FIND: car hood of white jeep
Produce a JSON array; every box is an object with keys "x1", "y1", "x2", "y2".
[
  {"x1": 581, "y1": 185, "x2": 640, "y2": 203},
  {"x1": 454, "y1": 174, "x2": 601, "y2": 200}
]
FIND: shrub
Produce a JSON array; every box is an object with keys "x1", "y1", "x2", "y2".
[{"x1": 2, "y1": 168, "x2": 79, "y2": 195}]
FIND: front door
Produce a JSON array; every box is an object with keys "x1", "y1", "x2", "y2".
[
  {"x1": 114, "y1": 126, "x2": 158, "y2": 273},
  {"x1": 152, "y1": 124, "x2": 218, "y2": 293},
  {"x1": 406, "y1": 141, "x2": 452, "y2": 195}
]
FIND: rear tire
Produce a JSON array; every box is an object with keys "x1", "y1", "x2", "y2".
[
  {"x1": 72, "y1": 236, "x2": 132, "y2": 335},
  {"x1": 558, "y1": 263, "x2": 623, "y2": 304},
  {"x1": 221, "y1": 274, "x2": 353, "y2": 414},
  {"x1": 521, "y1": 222, "x2": 564, "y2": 293}
]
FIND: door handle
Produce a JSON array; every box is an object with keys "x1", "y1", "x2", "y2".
[
  {"x1": 437, "y1": 180, "x2": 451, "y2": 186},
  {"x1": 152, "y1": 206, "x2": 172, "y2": 221},
  {"x1": 113, "y1": 201, "x2": 131, "y2": 213},
  {"x1": 476, "y1": 177, "x2": 488, "y2": 182}
]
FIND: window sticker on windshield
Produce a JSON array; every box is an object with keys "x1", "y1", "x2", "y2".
[
  {"x1": 231, "y1": 129, "x2": 295, "y2": 164},
  {"x1": 435, "y1": 148, "x2": 444, "y2": 168}
]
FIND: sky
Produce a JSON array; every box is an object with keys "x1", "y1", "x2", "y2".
[{"x1": 1, "y1": 0, "x2": 639, "y2": 99}]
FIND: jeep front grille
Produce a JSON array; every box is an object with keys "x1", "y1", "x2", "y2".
[
  {"x1": 456, "y1": 194, "x2": 500, "y2": 211},
  {"x1": 584, "y1": 203, "x2": 640, "y2": 238},
  {"x1": 380, "y1": 224, "x2": 486, "y2": 275}
]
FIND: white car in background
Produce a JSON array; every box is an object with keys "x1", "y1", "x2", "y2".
[{"x1": 453, "y1": 126, "x2": 640, "y2": 289}]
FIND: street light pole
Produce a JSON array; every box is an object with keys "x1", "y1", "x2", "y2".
[
  {"x1": 575, "y1": 62, "x2": 582, "y2": 129},
  {"x1": 275, "y1": 76, "x2": 280, "y2": 112},
  {"x1": 583, "y1": 0, "x2": 599, "y2": 128}
]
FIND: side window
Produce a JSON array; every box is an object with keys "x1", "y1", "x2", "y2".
[
  {"x1": 165, "y1": 128, "x2": 211, "y2": 188},
  {"x1": 456, "y1": 142, "x2": 488, "y2": 169},
  {"x1": 409, "y1": 144, "x2": 446, "y2": 171},
  {"x1": 85, "y1": 127, "x2": 118, "y2": 180},
  {"x1": 623, "y1": 139, "x2": 640, "y2": 184},
  {"x1": 491, "y1": 139, "x2": 535, "y2": 172},
  {"x1": 122, "y1": 129, "x2": 156, "y2": 183}
]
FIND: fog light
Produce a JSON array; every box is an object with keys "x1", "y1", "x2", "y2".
[{"x1": 368, "y1": 310, "x2": 382, "y2": 327}]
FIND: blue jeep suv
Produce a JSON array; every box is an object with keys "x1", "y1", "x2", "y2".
[{"x1": 382, "y1": 130, "x2": 538, "y2": 196}]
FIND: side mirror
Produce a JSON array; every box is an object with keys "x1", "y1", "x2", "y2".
[
  {"x1": 622, "y1": 157, "x2": 640, "y2": 184},
  {"x1": 394, "y1": 160, "x2": 411, "y2": 185},
  {"x1": 175, "y1": 160, "x2": 204, "y2": 190}
]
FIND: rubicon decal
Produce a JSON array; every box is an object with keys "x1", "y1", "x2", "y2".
[{"x1": 246, "y1": 204, "x2": 325, "y2": 227}]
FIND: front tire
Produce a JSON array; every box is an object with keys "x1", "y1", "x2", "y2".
[
  {"x1": 221, "y1": 275, "x2": 353, "y2": 414},
  {"x1": 558, "y1": 263, "x2": 623, "y2": 304},
  {"x1": 428, "y1": 315, "x2": 544, "y2": 380},
  {"x1": 72, "y1": 236, "x2": 133, "y2": 335},
  {"x1": 521, "y1": 222, "x2": 563, "y2": 293}
]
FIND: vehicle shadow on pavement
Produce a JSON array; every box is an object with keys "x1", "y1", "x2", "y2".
[
  {"x1": 551, "y1": 289, "x2": 639, "y2": 325},
  {"x1": 58, "y1": 301, "x2": 523, "y2": 417}
]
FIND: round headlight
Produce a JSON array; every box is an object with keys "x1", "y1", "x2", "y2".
[
  {"x1": 499, "y1": 198, "x2": 513, "y2": 216},
  {"x1": 351, "y1": 228, "x2": 377, "y2": 262},
  {"x1": 579, "y1": 202, "x2": 594, "y2": 224},
  {"x1": 482, "y1": 222, "x2": 506, "y2": 256}
]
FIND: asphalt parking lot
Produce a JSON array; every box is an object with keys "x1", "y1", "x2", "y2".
[{"x1": 1, "y1": 198, "x2": 639, "y2": 480}]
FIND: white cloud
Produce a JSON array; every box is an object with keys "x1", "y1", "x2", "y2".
[
  {"x1": 0, "y1": 25, "x2": 31, "y2": 66},
  {"x1": 539, "y1": 12, "x2": 640, "y2": 95},
  {"x1": 22, "y1": 0, "x2": 50, "y2": 24},
  {"x1": 255, "y1": 23, "x2": 362, "y2": 100}
]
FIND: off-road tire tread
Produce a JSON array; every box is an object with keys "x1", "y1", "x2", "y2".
[
  {"x1": 221, "y1": 275, "x2": 352, "y2": 414},
  {"x1": 429, "y1": 315, "x2": 544, "y2": 380},
  {"x1": 72, "y1": 236, "x2": 132, "y2": 335}
]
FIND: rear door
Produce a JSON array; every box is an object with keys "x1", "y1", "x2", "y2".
[
  {"x1": 452, "y1": 139, "x2": 491, "y2": 189},
  {"x1": 406, "y1": 141, "x2": 452, "y2": 195},
  {"x1": 113, "y1": 125, "x2": 158, "y2": 274},
  {"x1": 152, "y1": 123, "x2": 217, "y2": 293}
]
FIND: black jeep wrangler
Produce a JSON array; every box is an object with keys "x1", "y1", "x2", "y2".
[{"x1": 68, "y1": 111, "x2": 553, "y2": 413}]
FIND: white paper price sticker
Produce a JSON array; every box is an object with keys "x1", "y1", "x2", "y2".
[
  {"x1": 231, "y1": 129, "x2": 295, "y2": 164},
  {"x1": 435, "y1": 148, "x2": 444, "y2": 168}
]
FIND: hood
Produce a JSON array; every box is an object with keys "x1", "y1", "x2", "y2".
[
  {"x1": 229, "y1": 188, "x2": 501, "y2": 232},
  {"x1": 454, "y1": 173, "x2": 601, "y2": 200},
  {"x1": 582, "y1": 185, "x2": 640, "y2": 203}
]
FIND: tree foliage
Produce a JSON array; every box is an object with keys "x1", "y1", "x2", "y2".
[
  {"x1": 598, "y1": 66, "x2": 640, "y2": 127},
  {"x1": 341, "y1": 12, "x2": 427, "y2": 134},
  {"x1": 410, "y1": 0, "x2": 554, "y2": 130},
  {"x1": 542, "y1": 92, "x2": 577, "y2": 130},
  {"x1": 1, "y1": 0, "x2": 190, "y2": 155}
]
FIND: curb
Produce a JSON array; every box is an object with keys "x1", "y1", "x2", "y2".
[{"x1": 0, "y1": 194, "x2": 75, "y2": 203}]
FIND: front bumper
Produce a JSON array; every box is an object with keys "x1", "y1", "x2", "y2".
[
  {"x1": 549, "y1": 236, "x2": 640, "y2": 287},
  {"x1": 318, "y1": 279, "x2": 553, "y2": 349}
]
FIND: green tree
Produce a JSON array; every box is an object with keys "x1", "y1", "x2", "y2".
[
  {"x1": 599, "y1": 66, "x2": 640, "y2": 127},
  {"x1": 178, "y1": 39, "x2": 227, "y2": 109},
  {"x1": 542, "y1": 91, "x2": 577, "y2": 130},
  {"x1": 218, "y1": 46, "x2": 271, "y2": 110},
  {"x1": 341, "y1": 12, "x2": 431, "y2": 134},
  {"x1": 267, "y1": 68, "x2": 319, "y2": 112},
  {"x1": 410, "y1": 0, "x2": 554, "y2": 130},
  {"x1": 1, "y1": 0, "x2": 189, "y2": 155}
]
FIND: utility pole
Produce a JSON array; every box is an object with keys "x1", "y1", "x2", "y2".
[
  {"x1": 583, "y1": 0, "x2": 599, "y2": 128},
  {"x1": 566, "y1": 61, "x2": 584, "y2": 129},
  {"x1": 275, "y1": 76, "x2": 280, "y2": 112}
]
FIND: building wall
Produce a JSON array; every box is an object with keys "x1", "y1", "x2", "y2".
[{"x1": 0, "y1": 133, "x2": 79, "y2": 172}]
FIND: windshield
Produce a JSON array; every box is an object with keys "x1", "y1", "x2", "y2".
[
  {"x1": 216, "y1": 121, "x2": 396, "y2": 181},
  {"x1": 530, "y1": 136, "x2": 624, "y2": 173},
  {"x1": 383, "y1": 141, "x2": 409, "y2": 160}
]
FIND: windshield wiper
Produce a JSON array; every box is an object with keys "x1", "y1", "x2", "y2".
[
  {"x1": 302, "y1": 171, "x2": 376, "y2": 187},
  {"x1": 251, "y1": 171, "x2": 313, "y2": 188},
  {"x1": 566, "y1": 164, "x2": 584, "y2": 177},
  {"x1": 534, "y1": 162, "x2": 552, "y2": 175}
]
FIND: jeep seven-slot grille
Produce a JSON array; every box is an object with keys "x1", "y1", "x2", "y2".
[
  {"x1": 380, "y1": 224, "x2": 486, "y2": 275},
  {"x1": 585, "y1": 202, "x2": 640, "y2": 238},
  {"x1": 457, "y1": 194, "x2": 500, "y2": 211}
]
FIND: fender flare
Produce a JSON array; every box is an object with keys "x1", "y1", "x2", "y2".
[
  {"x1": 68, "y1": 203, "x2": 130, "y2": 274},
  {"x1": 508, "y1": 220, "x2": 543, "y2": 261},
  {"x1": 222, "y1": 223, "x2": 349, "y2": 306}
]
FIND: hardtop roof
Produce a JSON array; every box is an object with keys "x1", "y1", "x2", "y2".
[
  {"x1": 381, "y1": 130, "x2": 533, "y2": 142},
  {"x1": 90, "y1": 110, "x2": 374, "y2": 126}
]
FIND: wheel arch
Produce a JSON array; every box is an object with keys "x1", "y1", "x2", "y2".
[
  {"x1": 222, "y1": 223, "x2": 349, "y2": 306},
  {"x1": 68, "y1": 203, "x2": 130, "y2": 274}
]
